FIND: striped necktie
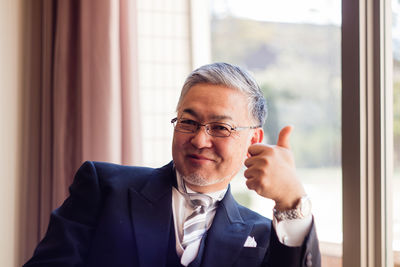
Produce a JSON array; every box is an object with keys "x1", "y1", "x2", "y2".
[
  {"x1": 181, "y1": 195, "x2": 215, "y2": 248},
  {"x1": 178, "y1": 178, "x2": 217, "y2": 249}
]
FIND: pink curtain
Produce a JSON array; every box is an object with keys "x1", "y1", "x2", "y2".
[{"x1": 19, "y1": 0, "x2": 141, "y2": 263}]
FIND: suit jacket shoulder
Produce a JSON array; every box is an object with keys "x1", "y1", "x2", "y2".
[
  {"x1": 90, "y1": 160, "x2": 160, "y2": 189},
  {"x1": 23, "y1": 160, "x2": 175, "y2": 267}
]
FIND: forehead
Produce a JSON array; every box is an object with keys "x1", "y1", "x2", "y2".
[{"x1": 178, "y1": 83, "x2": 251, "y2": 123}]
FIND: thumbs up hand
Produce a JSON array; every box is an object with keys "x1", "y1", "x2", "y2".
[{"x1": 244, "y1": 126, "x2": 306, "y2": 210}]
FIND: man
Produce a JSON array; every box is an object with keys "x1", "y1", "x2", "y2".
[{"x1": 24, "y1": 63, "x2": 320, "y2": 267}]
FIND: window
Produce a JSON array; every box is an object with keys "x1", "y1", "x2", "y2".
[
  {"x1": 137, "y1": 0, "x2": 192, "y2": 168},
  {"x1": 210, "y1": 0, "x2": 342, "y2": 265}
]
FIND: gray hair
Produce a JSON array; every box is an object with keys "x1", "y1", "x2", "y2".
[{"x1": 177, "y1": 62, "x2": 267, "y2": 126}]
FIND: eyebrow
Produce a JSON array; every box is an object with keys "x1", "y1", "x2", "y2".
[{"x1": 181, "y1": 108, "x2": 233, "y2": 121}]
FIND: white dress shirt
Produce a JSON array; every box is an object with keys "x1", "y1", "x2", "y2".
[
  {"x1": 171, "y1": 171, "x2": 312, "y2": 266},
  {"x1": 172, "y1": 173, "x2": 227, "y2": 266}
]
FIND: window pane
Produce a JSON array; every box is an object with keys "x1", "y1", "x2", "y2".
[
  {"x1": 393, "y1": 0, "x2": 400, "y2": 265},
  {"x1": 137, "y1": 0, "x2": 192, "y2": 168},
  {"x1": 211, "y1": 0, "x2": 342, "y2": 265}
]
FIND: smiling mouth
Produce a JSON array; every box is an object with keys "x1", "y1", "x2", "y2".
[{"x1": 187, "y1": 154, "x2": 215, "y2": 162}]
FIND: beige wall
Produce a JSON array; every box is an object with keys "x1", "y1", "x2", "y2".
[{"x1": 0, "y1": 0, "x2": 23, "y2": 266}]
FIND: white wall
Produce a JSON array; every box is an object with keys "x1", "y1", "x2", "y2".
[{"x1": 0, "y1": 0, "x2": 23, "y2": 266}]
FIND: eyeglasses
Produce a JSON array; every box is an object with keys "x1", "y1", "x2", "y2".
[{"x1": 171, "y1": 117, "x2": 261, "y2": 137}]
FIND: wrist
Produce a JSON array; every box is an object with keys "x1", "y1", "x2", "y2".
[
  {"x1": 274, "y1": 199, "x2": 299, "y2": 211},
  {"x1": 274, "y1": 190, "x2": 307, "y2": 211},
  {"x1": 273, "y1": 195, "x2": 312, "y2": 222}
]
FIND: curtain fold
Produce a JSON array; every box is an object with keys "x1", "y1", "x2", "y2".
[{"x1": 19, "y1": 0, "x2": 141, "y2": 263}]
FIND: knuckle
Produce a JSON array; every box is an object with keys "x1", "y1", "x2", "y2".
[
  {"x1": 256, "y1": 167, "x2": 267, "y2": 178},
  {"x1": 251, "y1": 169, "x2": 260, "y2": 178},
  {"x1": 244, "y1": 158, "x2": 251, "y2": 167},
  {"x1": 259, "y1": 157, "x2": 268, "y2": 166},
  {"x1": 245, "y1": 179, "x2": 253, "y2": 189},
  {"x1": 248, "y1": 146, "x2": 255, "y2": 153}
]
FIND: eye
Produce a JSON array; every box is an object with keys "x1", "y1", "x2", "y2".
[
  {"x1": 210, "y1": 124, "x2": 229, "y2": 131},
  {"x1": 208, "y1": 123, "x2": 231, "y2": 136},
  {"x1": 175, "y1": 119, "x2": 199, "y2": 132},
  {"x1": 179, "y1": 119, "x2": 198, "y2": 125}
]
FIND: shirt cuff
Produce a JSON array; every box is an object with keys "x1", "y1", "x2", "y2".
[{"x1": 272, "y1": 214, "x2": 313, "y2": 247}]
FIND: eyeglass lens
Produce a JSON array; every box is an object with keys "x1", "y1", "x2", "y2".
[{"x1": 174, "y1": 119, "x2": 231, "y2": 137}]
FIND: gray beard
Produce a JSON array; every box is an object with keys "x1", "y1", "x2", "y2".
[{"x1": 178, "y1": 171, "x2": 231, "y2": 187}]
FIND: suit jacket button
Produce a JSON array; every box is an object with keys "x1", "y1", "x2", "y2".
[{"x1": 306, "y1": 252, "x2": 312, "y2": 266}]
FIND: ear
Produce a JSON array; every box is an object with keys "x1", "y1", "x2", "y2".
[
  {"x1": 250, "y1": 127, "x2": 264, "y2": 145},
  {"x1": 246, "y1": 128, "x2": 263, "y2": 158}
]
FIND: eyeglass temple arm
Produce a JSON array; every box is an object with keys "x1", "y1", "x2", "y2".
[{"x1": 234, "y1": 125, "x2": 262, "y2": 130}]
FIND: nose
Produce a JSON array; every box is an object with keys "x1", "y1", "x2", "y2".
[{"x1": 190, "y1": 126, "x2": 213, "y2": 149}]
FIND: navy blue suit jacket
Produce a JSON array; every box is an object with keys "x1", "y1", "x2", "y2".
[{"x1": 23, "y1": 161, "x2": 321, "y2": 267}]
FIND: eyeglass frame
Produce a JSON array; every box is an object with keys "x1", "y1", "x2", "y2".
[{"x1": 171, "y1": 117, "x2": 261, "y2": 137}]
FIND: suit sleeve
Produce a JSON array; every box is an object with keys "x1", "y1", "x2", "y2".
[
  {"x1": 23, "y1": 161, "x2": 103, "y2": 267},
  {"x1": 263, "y1": 218, "x2": 321, "y2": 267}
]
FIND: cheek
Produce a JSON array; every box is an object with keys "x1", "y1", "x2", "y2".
[
  {"x1": 172, "y1": 135, "x2": 181, "y2": 156},
  {"x1": 219, "y1": 139, "x2": 249, "y2": 164},
  {"x1": 172, "y1": 133, "x2": 190, "y2": 154}
]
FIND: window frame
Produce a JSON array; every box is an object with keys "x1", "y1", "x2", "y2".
[{"x1": 342, "y1": 0, "x2": 394, "y2": 266}]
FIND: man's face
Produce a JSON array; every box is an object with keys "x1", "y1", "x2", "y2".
[{"x1": 172, "y1": 83, "x2": 263, "y2": 193}]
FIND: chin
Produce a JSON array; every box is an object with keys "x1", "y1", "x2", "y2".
[
  {"x1": 181, "y1": 172, "x2": 210, "y2": 186},
  {"x1": 179, "y1": 170, "x2": 230, "y2": 187}
]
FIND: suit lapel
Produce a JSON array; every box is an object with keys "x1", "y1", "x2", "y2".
[
  {"x1": 128, "y1": 162, "x2": 176, "y2": 267},
  {"x1": 200, "y1": 188, "x2": 253, "y2": 267}
]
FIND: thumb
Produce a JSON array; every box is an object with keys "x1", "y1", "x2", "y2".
[{"x1": 277, "y1": 125, "x2": 293, "y2": 149}]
